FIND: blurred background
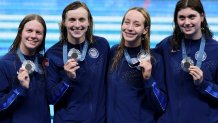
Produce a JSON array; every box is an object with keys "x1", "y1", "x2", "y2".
[
  {"x1": 0, "y1": 0, "x2": 218, "y2": 57},
  {"x1": 0, "y1": 0, "x2": 218, "y2": 121}
]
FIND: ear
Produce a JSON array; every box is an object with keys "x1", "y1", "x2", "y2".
[{"x1": 143, "y1": 26, "x2": 149, "y2": 35}]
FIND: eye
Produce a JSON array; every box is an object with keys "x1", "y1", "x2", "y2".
[
  {"x1": 188, "y1": 15, "x2": 196, "y2": 20},
  {"x1": 124, "y1": 21, "x2": 130, "y2": 25},
  {"x1": 36, "y1": 31, "x2": 42, "y2": 35},
  {"x1": 69, "y1": 18, "x2": 76, "y2": 22},
  {"x1": 134, "y1": 23, "x2": 141, "y2": 27},
  {"x1": 79, "y1": 18, "x2": 86, "y2": 22},
  {"x1": 26, "y1": 29, "x2": 32, "y2": 33},
  {"x1": 178, "y1": 15, "x2": 185, "y2": 20}
]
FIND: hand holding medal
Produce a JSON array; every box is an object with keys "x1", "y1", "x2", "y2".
[
  {"x1": 138, "y1": 50, "x2": 152, "y2": 80},
  {"x1": 64, "y1": 48, "x2": 81, "y2": 79},
  {"x1": 64, "y1": 58, "x2": 80, "y2": 79},
  {"x1": 189, "y1": 66, "x2": 203, "y2": 85},
  {"x1": 17, "y1": 67, "x2": 30, "y2": 89},
  {"x1": 124, "y1": 48, "x2": 151, "y2": 72},
  {"x1": 137, "y1": 50, "x2": 151, "y2": 62}
]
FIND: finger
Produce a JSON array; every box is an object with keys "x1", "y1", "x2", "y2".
[
  {"x1": 139, "y1": 63, "x2": 152, "y2": 72},
  {"x1": 189, "y1": 70, "x2": 202, "y2": 81},
  {"x1": 68, "y1": 66, "x2": 80, "y2": 73},
  {"x1": 189, "y1": 72, "x2": 197, "y2": 80},
  {"x1": 67, "y1": 58, "x2": 77, "y2": 63},
  {"x1": 68, "y1": 62, "x2": 79, "y2": 69},
  {"x1": 18, "y1": 73, "x2": 28, "y2": 82},
  {"x1": 138, "y1": 60, "x2": 149, "y2": 67},
  {"x1": 189, "y1": 68, "x2": 203, "y2": 77}
]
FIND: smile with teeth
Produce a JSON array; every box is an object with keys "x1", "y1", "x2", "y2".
[
  {"x1": 183, "y1": 26, "x2": 193, "y2": 31},
  {"x1": 28, "y1": 40, "x2": 38, "y2": 45},
  {"x1": 125, "y1": 32, "x2": 136, "y2": 37}
]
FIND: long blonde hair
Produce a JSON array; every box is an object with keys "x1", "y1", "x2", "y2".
[{"x1": 112, "y1": 7, "x2": 151, "y2": 70}]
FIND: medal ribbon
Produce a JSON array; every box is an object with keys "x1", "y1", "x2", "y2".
[
  {"x1": 63, "y1": 40, "x2": 88, "y2": 64},
  {"x1": 181, "y1": 35, "x2": 206, "y2": 68},
  {"x1": 124, "y1": 46, "x2": 144, "y2": 70},
  {"x1": 17, "y1": 48, "x2": 39, "y2": 72}
]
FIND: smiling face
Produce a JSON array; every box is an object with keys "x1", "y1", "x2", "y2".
[
  {"x1": 19, "y1": 20, "x2": 44, "y2": 55},
  {"x1": 121, "y1": 10, "x2": 148, "y2": 47},
  {"x1": 177, "y1": 7, "x2": 204, "y2": 39},
  {"x1": 64, "y1": 7, "x2": 89, "y2": 44}
]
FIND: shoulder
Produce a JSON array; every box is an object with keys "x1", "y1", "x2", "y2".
[
  {"x1": 93, "y1": 35, "x2": 110, "y2": 47},
  {"x1": 46, "y1": 41, "x2": 62, "y2": 53},
  {"x1": 92, "y1": 36, "x2": 110, "y2": 55},
  {"x1": 0, "y1": 53, "x2": 16, "y2": 70},
  {"x1": 207, "y1": 38, "x2": 218, "y2": 45},
  {"x1": 0, "y1": 52, "x2": 17, "y2": 61},
  {"x1": 155, "y1": 36, "x2": 172, "y2": 48},
  {"x1": 150, "y1": 49, "x2": 163, "y2": 65},
  {"x1": 45, "y1": 41, "x2": 62, "y2": 57},
  {"x1": 153, "y1": 36, "x2": 173, "y2": 54},
  {"x1": 110, "y1": 44, "x2": 119, "y2": 53}
]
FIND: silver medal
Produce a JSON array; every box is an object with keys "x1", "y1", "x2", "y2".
[
  {"x1": 128, "y1": 58, "x2": 139, "y2": 68},
  {"x1": 137, "y1": 50, "x2": 151, "y2": 62},
  {"x1": 68, "y1": 48, "x2": 81, "y2": 61},
  {"x1": 181, "y1": 57, "x2": 194, "y2": 72},
  {"x1": 22, "y1": 60, "x2": 35, "y2": 74}
]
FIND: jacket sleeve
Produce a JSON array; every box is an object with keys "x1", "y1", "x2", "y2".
[
  {"x1": 143, "y1": 52, "x2": 167, "y2": 113},
  {"x1": 195, "y1": 66, "x2": 218, "y2": 102},
  {"x1": 45, "y1": 54, "x2": 75, "y2": 105},
  {"x1": 0, "y1": 62, "x2": 28, "y2": 114}
]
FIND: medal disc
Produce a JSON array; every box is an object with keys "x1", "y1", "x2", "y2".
[
  {"x1": 68, "y1": 48, "x2": 81, "y2": 61},
  {"x1": 181, "y1": 57, "x2": 194, "y2": 72},
  {"x1": 137, "y1": 50, "x2": 151, "y2": 62},
  {"x1": 22, "y1": 60, "x2": 35, "y2": 74}
]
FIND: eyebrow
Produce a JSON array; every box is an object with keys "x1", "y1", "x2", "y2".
[{"x1": 178, "y1": 13, "x2": 196, "y2": 18}]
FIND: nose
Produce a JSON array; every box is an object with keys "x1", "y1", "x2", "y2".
[
  {"x1": 31, "y1": 32, "x2": 37, "y2": 38},
  {"x1": 184, "y1": 18, "x2": 190, "y2": 25},
  {"x1": 75, "y1": 20, "x2": 81, "y2": 27},
  {"x1": 127, "y1": 23, "x2": 133, "y2": 30}
]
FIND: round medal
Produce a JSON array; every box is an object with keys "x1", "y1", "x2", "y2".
[
  {"x1": 128, "y1": 58, "x2": 139, "y2": 68},
  {"x1": 22, "y1": 60, "x2": 35, "y2": 74},
  {"x1": 181, "y1": 57, "x2": 194, "y2": 72},
  {"x1": 137, "y1": 50, "x2": 151, "y2": 62},
  {"x1": 68, "y1": 48, "x2": 81, "y2": 61}
]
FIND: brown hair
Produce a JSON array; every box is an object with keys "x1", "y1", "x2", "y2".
[
  {"x1": 171, "y1": 0, "x2": 213, "y2": 50},
  {"x1": 60, "y1": 1, "x2": 94, "y2": 44},
  {"x1": 9, "y1": 14, "x2": 46, "y2": 53}
]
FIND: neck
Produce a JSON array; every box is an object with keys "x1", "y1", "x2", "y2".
[
  {"x1": 184, "y1": 31, "x2": 202, "y2": 40},
  {"x1": 67, "y1": 35, "x2": 85, "y2": 45},
  {"x1": 125, "y1": 40, "x2": 141, "y2": 48},
  {"x1": 19, "y1": 45, "x2": 35, "y2": 56}
]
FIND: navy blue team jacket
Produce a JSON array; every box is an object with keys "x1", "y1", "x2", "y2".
[
  {"x1": 45, "y1": 36, "x2": 110, "y2": 123},
  {"x1": 155, "y1": 36, "x2": 218, "y2": 123},
  {"x1": 0, "y1": 52, "x2": 51, "y2": 123},
  {"x1": 107, "y1": 45, "x2": 167, "y2": 123}
]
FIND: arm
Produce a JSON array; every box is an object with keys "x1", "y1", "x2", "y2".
[
  {"x1": 143, "y1": 52, "x2": 167, "y2": 113},
  {"x1": 45, "y1": 55, "x2": 77, "y2": 105},
  {"x1": 0, "y1": 61, "x2": 28, "y2": 114},
  {"x1": 194, "y1": 67, "x2": 218, "y2": 102}
]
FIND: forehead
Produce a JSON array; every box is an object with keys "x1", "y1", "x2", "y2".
[
  {"x1": 24, "y1": 20, "x2": 44, "y2": 30},
  {"x1": 124, "y1": 10, "x2": 145, "y2": 23},
  {"x1": 66, "y1": 7, "x2": 88, "y2": 18},
  {"x1": 177, "y1": 7, "x2": 199, "y2": 16}
]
